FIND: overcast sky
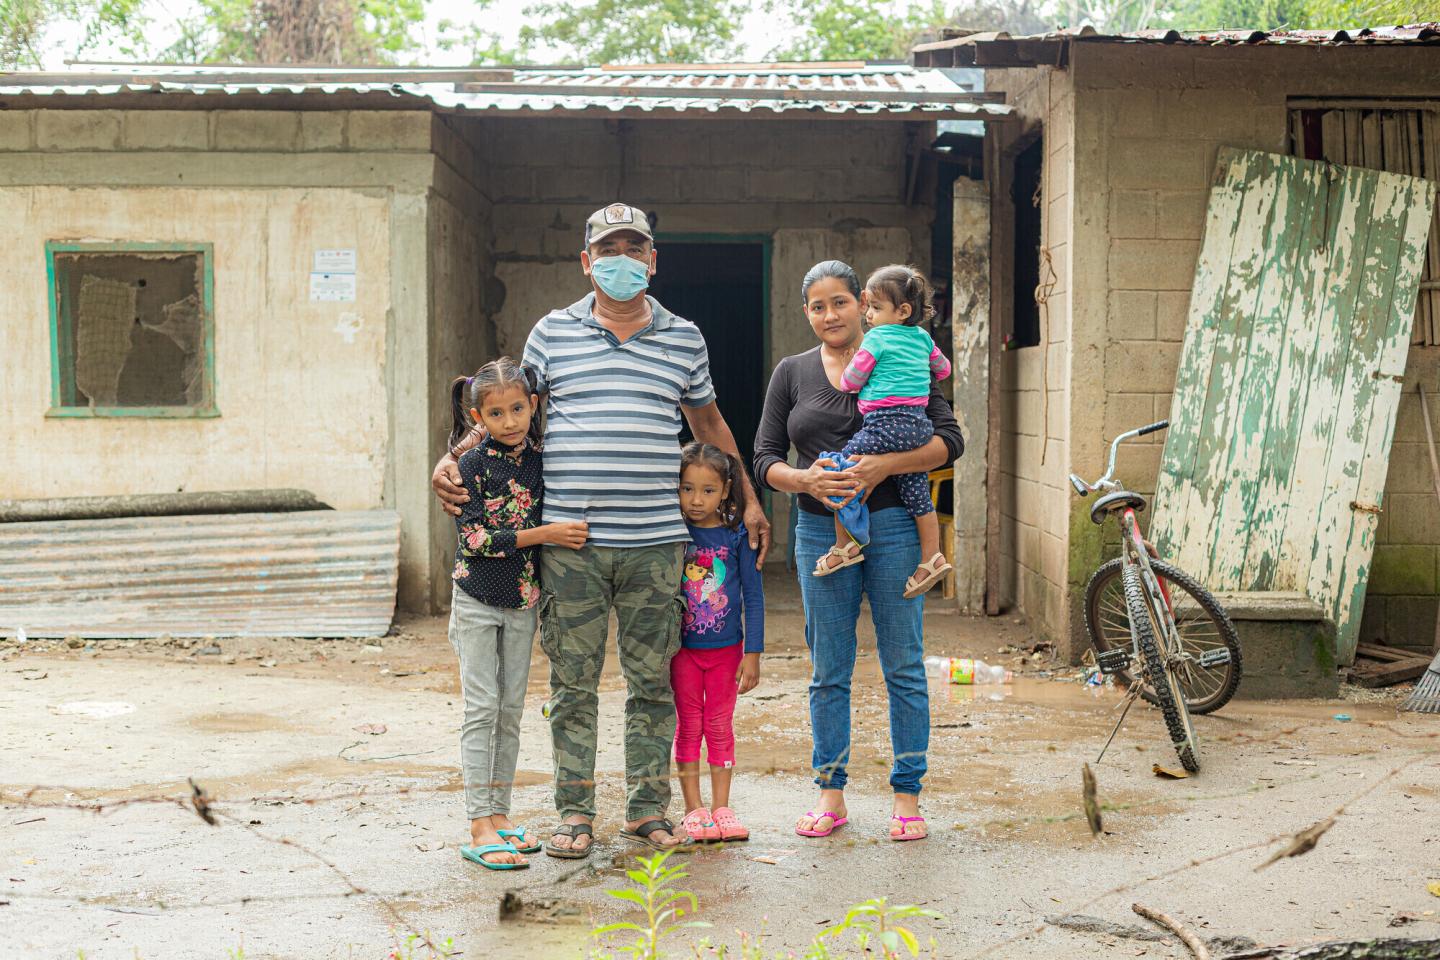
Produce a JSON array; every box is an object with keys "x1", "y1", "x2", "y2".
[{"x1": 46, "y1": 0, "x2": 806, "y2": 68}]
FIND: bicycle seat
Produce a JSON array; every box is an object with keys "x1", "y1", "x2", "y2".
[{"x1": 1090, "y1": 490, "x2": 1147, "y2": 525}]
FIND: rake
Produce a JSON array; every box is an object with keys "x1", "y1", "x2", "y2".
[{"x1": 1401, "y1": 383, "x2": 1440, "y2": 714}]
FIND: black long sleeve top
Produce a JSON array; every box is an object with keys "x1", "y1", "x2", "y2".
[
  {"x1": 452, "y1": 436, "x2": 544, "y2": 610},
  {"x1": 753, "y1": 346, "x2": 965, "y2": 518}
]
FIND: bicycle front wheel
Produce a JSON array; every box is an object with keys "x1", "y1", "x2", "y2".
[
  {"x1": 1122, "y1": 563, "x2": 1199, "y2": 773},
  {"x1": 1085, "y1": 557, "x2": 1242, "y2": 714}
]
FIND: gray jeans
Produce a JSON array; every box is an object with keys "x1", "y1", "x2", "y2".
[{"x1": 448, "y1": 586, "x2": 538, "y2": 820}]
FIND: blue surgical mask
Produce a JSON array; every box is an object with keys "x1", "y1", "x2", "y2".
[{"x1": 589, "y1": 254, "x2": 651, "y2": 302}]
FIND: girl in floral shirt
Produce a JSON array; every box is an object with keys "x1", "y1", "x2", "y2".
[{"x1": 446, "y1": 357, "x2": 587, "y2": 871}]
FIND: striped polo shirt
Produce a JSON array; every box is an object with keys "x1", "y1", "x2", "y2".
[{"x1": 522, "y1": 293, "x2": 715, "y2": 548}]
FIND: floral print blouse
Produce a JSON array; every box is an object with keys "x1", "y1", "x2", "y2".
[{"x1": 452, "y1": 435, "x2": 543, "y2": 610}]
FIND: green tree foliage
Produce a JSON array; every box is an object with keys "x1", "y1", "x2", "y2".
[
  {"x1": 768, "y1": 0, "x2": 936, "y2": 60},
  {"x1": 1109, "y1": 0, "x2": 1440, "y2": 31},
  {"x1": 163, "y1": 0, "x2": 425, "y2": 64},
  {"x1": 1271, "y1": 0, "x2": 1440, "y2": 26},
  {"x1": 519, "y1": 0, "x2": 746, "y2": 64},
  {"x1": 769, "y1": 0, "x2": 1049, "y2": 62},
  {"x1": 1, "y1": 0, "x2": 145, "y2": 67},
  {"x1": 1162, "y1": 0, "x2": 1326, "y2": 28}
]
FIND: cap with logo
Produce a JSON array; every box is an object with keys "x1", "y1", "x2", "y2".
[{"x1": 585, "y1": 203, "x2": 653, "y2": 246}]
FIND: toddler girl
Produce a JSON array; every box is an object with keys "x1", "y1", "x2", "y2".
[
  {"x1": 673, "y1": 442, "x2": 765, "y2": 843},
  {"x1": 447, "y1": 357, "x2": 588, "y2": 871},
  {"x1": 815, "y1": 264, "x2": 954, "y2": 599}
]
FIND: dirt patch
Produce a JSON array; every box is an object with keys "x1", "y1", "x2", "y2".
[{"x1": 188, "y1": 711, "x2": 306, "y2": 734}]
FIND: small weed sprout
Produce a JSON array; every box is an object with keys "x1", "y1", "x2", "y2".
[
  {"x1": 592, "y1": 850, "x2": 711, "y2": 960},
  {"x1": 818, "y1": 898, "x2": 943, "y2": 959},
  {"x1": 386, "y1": 929, "x2": 456, "y2": 960},
  {"x1": 590, "y1": 858, "x2": 942, "y2": 959}
]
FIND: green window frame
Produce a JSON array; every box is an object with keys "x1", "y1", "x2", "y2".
[{"x1": 45, "y1": 241, "x2": 218, "y2": 419}]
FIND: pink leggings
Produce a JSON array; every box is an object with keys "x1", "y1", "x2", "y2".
[{"x1": 670, "y1": 644, "x2": 743, "y2": 767}]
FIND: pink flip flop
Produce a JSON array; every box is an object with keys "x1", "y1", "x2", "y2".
[
  {"x1": 889, "y1": 815, "x2": 927, "y2": 842},
  {"x1": 712, "y1": 806, "x2": 749, "y2": 842},
  {"x1": 795, "y1": 810, "x2": 848, "y2": 838}
]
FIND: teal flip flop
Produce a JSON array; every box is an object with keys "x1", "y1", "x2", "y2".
[
  {"x1": 460, "y1": 842, "x2": 528, "y2": 871},
  {"x1": 497, "y1": 827, "x2": 542, "y2": 854}
]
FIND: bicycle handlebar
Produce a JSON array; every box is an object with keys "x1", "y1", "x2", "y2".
[
  {"x1": 1136, "y1": 418, "x2": 1170, "y2": 438},
  {"x1": 1068, "y1": 420, "x2": 1170, "y2": 495}
]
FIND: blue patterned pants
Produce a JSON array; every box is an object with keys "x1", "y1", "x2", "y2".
[{"x1": 841, "y1": 406, "x2": 935, "y2": 518}]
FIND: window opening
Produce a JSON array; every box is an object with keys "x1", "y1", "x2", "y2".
[
  {"x1": 1289, "y1": 104, "x2": 1440, "y2": 345},
  {"x1": 1010, "y1": 136, "x2": 1044, "y2": 349},
  {"x1": 48, "y1": 244, "x2": 215, "y2": 416}
]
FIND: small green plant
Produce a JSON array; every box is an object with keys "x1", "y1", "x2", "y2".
[
  {"x1": 387, "y1": 930, "x2": 456, "y2": 960},
  {"x1": 818, "y1": 898, "x2": 942, "y2": 959},
  {"x1": 592, "y1": 858, "x2": 942, "y2": 960},
  {"x1": 592, "y1": 850, "x2": 711, "y2": 960}
]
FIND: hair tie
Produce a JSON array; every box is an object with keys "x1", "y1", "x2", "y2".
[{"x1": 465, "y1": 376, "x2": 474, "y2": 387}]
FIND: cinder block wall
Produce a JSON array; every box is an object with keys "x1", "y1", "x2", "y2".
[
  {"x1": 0, "y1": 106, "x2": 466, "y2": 613},
  {"x1": 428, "y1": 115, "x2": 498, "y2": 611},
  {"x1": 1067, "y1": 43, "x2": 1440, "y2": 652},
  {"x1": 985, "y1": 67, "x2": 1078, "y2": 652},
  {"x1": 463, "y1": 115, "x2": 935, "y2": 562}
]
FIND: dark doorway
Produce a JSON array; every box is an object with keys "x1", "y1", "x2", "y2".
[{"x1": 649, "y1": 240, "x2": 768, "y2": 477}]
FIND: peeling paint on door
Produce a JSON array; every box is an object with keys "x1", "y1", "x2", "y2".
[{"x1": 1152, "y1": 147, "x2": 1437, "y2": 664}]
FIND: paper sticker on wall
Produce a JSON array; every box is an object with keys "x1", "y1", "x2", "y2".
[
  {"x1": 313, "y1": 249, "x2": 357, "y2": 273},
  {"x1": 310, "y1": 272, "x2": 357, "y2": 302},
  {"x1": 334, "y1": 312, "x2": 362, "y2": 343}
]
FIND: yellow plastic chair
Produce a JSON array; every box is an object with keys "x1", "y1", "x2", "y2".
[{"x1": 928, "y1": 467, "x2": 956, "y2": 599}]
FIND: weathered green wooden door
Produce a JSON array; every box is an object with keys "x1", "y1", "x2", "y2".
[{"x1": 1151, "y1": 147, "x2": 1436, "y2": 664}]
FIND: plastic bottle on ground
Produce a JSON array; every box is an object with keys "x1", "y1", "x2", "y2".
[{"x1": 924, "y1": 656, "x2": 1012, "y2": 685}]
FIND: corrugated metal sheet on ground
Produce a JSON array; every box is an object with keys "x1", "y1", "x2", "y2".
[
  {"x1": 0, "y1": 63, "x2": 1009, "y2": 118},
  {"x1": 1150, "y1": 147, "x2": 1437, "y2": 664},
  {"x1": 0, "y1": 510, "x2": 400, "y2": 639}
]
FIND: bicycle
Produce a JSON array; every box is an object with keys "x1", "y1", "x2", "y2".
[{"x1": 1069, "y1": 420, "x2": 1242, "y2": 773}]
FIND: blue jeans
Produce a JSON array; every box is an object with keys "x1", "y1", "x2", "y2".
[{"x1": 795, "y1": 507, "x2": 930, "y2": 795}]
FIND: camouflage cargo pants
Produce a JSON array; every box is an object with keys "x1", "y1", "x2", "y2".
[{"x1": 540, "y1": 543, "x2": 685, "y2": 822}]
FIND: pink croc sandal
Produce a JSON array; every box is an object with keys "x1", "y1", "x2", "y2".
[
  {"x1": 795, "y1": 810, "x2": 848, "y2": 838},
  {"x1": 711, "y1": 806, "x2": 749, "y2": 842},
  {"x1": 682, "y1": 807, "x2": 721, "y2": 843},
  {"x1": 889, "y1": 815, "x2": 928, "y2": 842}
]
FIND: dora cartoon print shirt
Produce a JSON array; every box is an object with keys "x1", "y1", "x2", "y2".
[
  {"x1": 680, "y1": 523, "x2": 765, "y2": 654},
  {"x1": 452, "y1": 435, "x2": 543, "y2": 610}
]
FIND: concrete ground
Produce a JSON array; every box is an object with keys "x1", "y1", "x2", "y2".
[{"x1": 3, "y1": 580, "x2": 1439, "y2": 959}]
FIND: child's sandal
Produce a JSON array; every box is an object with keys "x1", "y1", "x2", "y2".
[
  {"x1": 814, "y1": 541, "x2": 864, "y2": 578},
  {"x1": 903, "y1": 552, "x2": 953, "y2": 599},
  {"x1": 682, "y1": 807, "x2": 721, "y2": 843},
  {"x1": 711, "y1": 806, "x2": 749, "y2": 842}
]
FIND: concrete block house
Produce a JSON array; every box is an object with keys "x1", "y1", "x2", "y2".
[
  {"x1": 0, "y1": 64, "x2": 1004, "y2": 613},
  {"x1": 916, "y1": 27, "x2": 1440, "y2": 659}
]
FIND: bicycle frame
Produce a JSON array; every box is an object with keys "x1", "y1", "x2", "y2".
[
  {"x1": 1118, "y1": 507, "x2": 1179, "y2": 654},
  {"x1": 1071, "y1": 418, "x2": 1185, "y2": 666}
]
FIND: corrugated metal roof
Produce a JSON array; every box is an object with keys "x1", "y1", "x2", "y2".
[
  {"x1": 0, "y1": 510, "x2": 400, "y2": 639},
  {"x1": 0, "y1": 63, "x2": 1010, "y2": 118},
  {"x1": 913, "y1": 23, "x2": 1440, "y2": 67}
]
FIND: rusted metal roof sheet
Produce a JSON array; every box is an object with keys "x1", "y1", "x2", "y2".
[
  {"x1": 914, "y1": 23, "x2": 1440, "y2": 67},
  {"x1": 0, "y1": 510, "x2": 400, "y2": 639},
  {"x1": 0, "y1": 63, "x2": 1011, "y2": 119}
]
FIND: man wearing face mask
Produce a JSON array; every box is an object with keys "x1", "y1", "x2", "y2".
[{"x1": 432, "y1": 203, "x2": 771, "y2": 857}]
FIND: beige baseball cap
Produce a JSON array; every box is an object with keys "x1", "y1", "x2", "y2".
[{"x1": 584, "y1": 203, "x2": 653, "y2": 246}]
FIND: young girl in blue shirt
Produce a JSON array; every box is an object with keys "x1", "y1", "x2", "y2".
[{"x1": 673, "y1": 442, "x2": 765, "y2": 843}]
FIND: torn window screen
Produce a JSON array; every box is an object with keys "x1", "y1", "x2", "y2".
[{"x1": 54, "y1": 252, "x2": 208, "y2": 409}]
